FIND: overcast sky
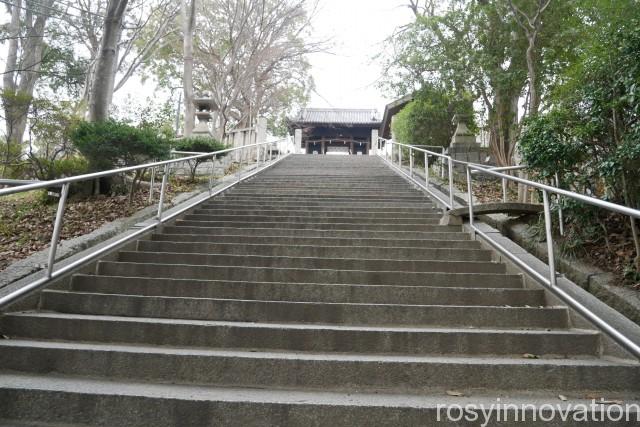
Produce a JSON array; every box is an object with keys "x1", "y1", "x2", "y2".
[
  {"x1": 307, "y1": 0, "x2": 413, "y2": 113},
  {"x1": 1, "y1": 0, "x2": 414, "y2": 116}
]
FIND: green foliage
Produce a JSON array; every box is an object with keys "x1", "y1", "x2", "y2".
[
  {"x1": 174, "y1": 137, "x2": 227, "y2": 155},
  {"x1": 29, "y1": 157, "x2": 89, "y2": 182},
  {"x1": 173, "y1": 137, "x2": 227, "y2": 182},
  {"x1": 518, "y1": 110, "x2": 585, "y2": 181},
  {"x1": 392, "y1": 85, "x2": 476, "y2": 148},
  {"x1": 70, "y1": 120, "x2": 171, "y2": 172}
]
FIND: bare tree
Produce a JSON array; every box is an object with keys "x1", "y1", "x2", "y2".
[
  {"x1": 196, "y1": 0, "x2": 322, "y2": 136},
  {"x1": 181, "y1": 0, "x2": 196, "y2": 136},
  {"x1": 508, "y1": 0, "x2": 552, "y2": 115}
]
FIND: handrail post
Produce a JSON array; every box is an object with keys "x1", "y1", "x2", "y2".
[
  {"x1": 466, "y1": 166, "x2": 474, "y2": 229},
  {"x1": 156, "y1": 163, "x2": 170, "y2": 221},
  {"x1": 208, "y1": 157, "x2": 215, "y2": 196},
  {"x1": 424, "y1": 152, "x2": 429, "y2": 189},
  {"x1": 448, "y1": 157, "x2": 454, "y2": 208},
  {"x1": 440, "y1": 147, "x2": 445, "y2": 178},
  {"x1": 409, "y1": 147, "x2": 414, "y2": 178},
  {"x1": 237, "y1": 146, "x2": 242, "y2": 182},
  {"x1": 542, "y1": 189, "x2": 557, "y2": 287},
  {"x1": 555, "y1": 172, "x2": 565, "y2": 236},
  {"x1": 502, "y1": 176, "x2": 508, "y2": 203},
  {"x1": 149, "y1": 167, "x2": 156, "y2": 203},
  {"x1": 46, "y1": 183, "x2": 70, "y2": 278},
  {"x1": 399, "y1": 145, "x2": 402, "y2": 168}
]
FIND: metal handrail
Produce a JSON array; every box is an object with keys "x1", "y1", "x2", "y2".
[
  {"x1": 0, "y1": 140, "x2": 287, "y2": 309},
  {"x1": 377, "y1": 137, "x2": 640, "y2": 360}
]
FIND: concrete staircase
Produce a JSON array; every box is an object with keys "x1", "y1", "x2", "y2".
[{"x1": 0, "y1": 155, "x2": 638, "y2": 426}]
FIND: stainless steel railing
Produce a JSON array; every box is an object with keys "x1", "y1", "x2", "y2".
[
  {"x1": 377, "y1": 137, "x2": 640, "y2": 360},
  {"x1": 0, "y1": 140, "x2": 288, "y2": 309}
]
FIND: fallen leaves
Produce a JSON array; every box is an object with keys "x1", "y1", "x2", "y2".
[{"x1": 0, "y1": 179, "x2": 197, "y2": 272}]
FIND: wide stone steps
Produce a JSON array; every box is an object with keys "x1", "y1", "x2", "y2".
[
  {"x1": 69, "y1": 275, "x2": 538, "y2": 304},
  {"x1": 116, "y1": 251, "x2": 505, "y2": 273},
  {"x1": 0, "y1": 313, "x2": 596, "y2": 356},
  {"x1": 173, "y1": 219, "x2": 449, "y2": 231},
  {"x1": 150, "y1": 233, "x2": 478, "y2": 248},
  {"x1": 4, "y1": 375, "x2": 640, "y2": 427},
  {"x1": 135, "y1": 240, "x2": 493, "y2": 261},
  {"x1": 1, "y1": 154, "x2": 638, "y2": 426},
  {"x1": 191, "y1": 207, "x2": 442, "y2": 218},
  {"x1": 38, "y1": 290, "x2": 566, "y2": 328},
  {"x1": 2, "y1": 341, "x2": 636, "y2": 393},
  {"x1": 94, "y1": 260, "x2": 524, "y2": 287},
  {"x1": 182, "y1": 213, "x2": 443, "y2": 223},
  {"x1": 161, "y1": 225, "x2": 468, "y2": 239}
]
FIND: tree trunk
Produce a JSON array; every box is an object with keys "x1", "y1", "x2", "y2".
[
  {"x1": 526, "y1": 36, "x2": 539, "y2": 115},
  {"x1": 2, "y1": 0, "x2": 53, "y2": 148},
  {"x1": 182, "y1": 0, "x2": 196, "y2": 137},
  {"x1": 88, "y1": 0, "x2": 129, "y2": 122}
]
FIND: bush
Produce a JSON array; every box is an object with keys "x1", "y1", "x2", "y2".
[
  {"x1": 518, "y1": 110, "x2": 585, "y2": 182},
  {"x1": 392, "y1": 85, "x2": 476, "y2": 147},
  {"x1": 28, "y1": 156, "x2": 89, "y2": 181},
  {"x1": 70, "y1": 120, "x2": 171, "y2": 201},
  {"x1": 173, "y1": 137, "x2": 227, "y2": 181},
  {"x1": 71, "y1": 120, "x2": 171, "y2": 171}
]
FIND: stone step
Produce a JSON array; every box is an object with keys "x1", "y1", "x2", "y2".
[
  {"x1": 182, "y1": 213, "x2": 443, "y2": 224},
  {"x1": 69, "y1": 275, "x2": 540, "y2": 304},
  {"x1": 226, "y1": 190, "x2": 425, "y2": 198},
  {"x1": 135, "y1": 241, "x2": 493, "y2": 261},
  {"x1": 0, "y1": 313, "x2": 596, "y2": 356},
  {"x1": 39, "y1": 290, "x2": 566, "y2": 328},
  {"x1": 203, "y1": 200, "x2": 437, "y2": 209},
  {"x1": 191, "y1": 207, "x2": 442, "y2": 218},
  {"x1": 1, "y1": 341, "x2": 635, "y2": 392},
  {"x1": 150, "y1": 233, "x2": 479, "y2": 249},
  {"x1": 95, "y1": 261, "x2": 524, "y2": 287},
  {"x1": 222, "y1": 190, "x2": 431, "y2": 203},
  {"x1": 2, "y1": 375, "x2": 638, "y2": 427},
  {"x1": 161, "y1": 225, "x2": 468, "y2": 240},
  {"x1": 173, "y1": 219, "x2": 455, "y2": 232},
  {"x1": 116, "y1": 251, "x2": 506, "y2": 274}
]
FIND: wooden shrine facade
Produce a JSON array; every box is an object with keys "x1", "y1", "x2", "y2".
[{"x1": 288, "y1": 109, "x2": 381, "y2": 155}]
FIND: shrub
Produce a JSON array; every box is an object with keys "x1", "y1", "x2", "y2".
[
  {"x1": 173, "y1": 137, "x2": 227, "y2": 181},
  {"x1": 391, "y1": 85, "x2": 476, "y2": 148},
  {"x1": 71, "y1": 120, "x2": 171, "y2": 171},
  {"x1": 70, "y1": 120, "x2": 171, "y2": 201}
]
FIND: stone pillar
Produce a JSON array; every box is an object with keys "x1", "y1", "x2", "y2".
[
  {"x1": 294, "y1": 129, "x2": 302, "y2": 154},
  {"x1": 447, "y1": 115, "x2": 481, "y2": 172},
  {"x1": 256, "y1": 117, "x2": 267, "y2": 160},
  {"x1": 349, "y1": 141, "x2": 354, "y2": 155},
  {"x1": 370, "y1": 129, "x2": 379, "y2": 155},
  {"x1": 321, "y1": 140, "x2": 325, "y2": 155}
]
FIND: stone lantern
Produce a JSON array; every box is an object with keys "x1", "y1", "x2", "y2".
[
  {"x1": 447, "y1": 114, "x2": 483, "y2": 168},
  {"x1": 193, "y1": 97, "x2": 217, "y2": 137}
]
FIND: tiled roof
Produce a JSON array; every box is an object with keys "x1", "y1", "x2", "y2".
[{"x1": 292, "y1": 108, "x2": 381, "y2": 125}]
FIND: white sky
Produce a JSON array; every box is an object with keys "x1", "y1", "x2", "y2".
[
  {"x1": 306, "y1": 0, "x2": 413, "y2": 113},
  {"x1": 1, "y1": 0, "x2": 415, "y2": 116}
]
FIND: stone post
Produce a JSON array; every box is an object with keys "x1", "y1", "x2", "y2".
[
  {"x1": 294, "y1": 129, "x2": 302, "y2": 154},
  {"x1": 370, "y1": 129, "x2": 379, "y2": 155},
  {"x1": 255, "y1": 117, "x2": 267, "y2": 160}
]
